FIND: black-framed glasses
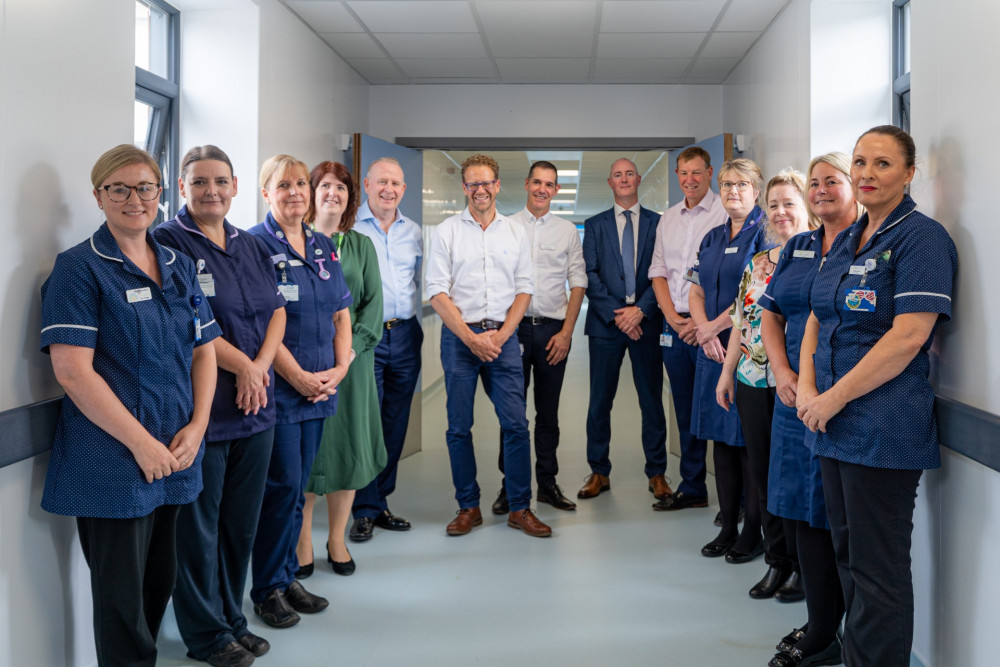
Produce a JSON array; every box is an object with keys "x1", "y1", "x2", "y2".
[
  {"x1": 463, "y1": 179, "x2": 497, "y2": 191},
  {"x1": 99, "y1": 183, "x2": 162, "y2": 202}
]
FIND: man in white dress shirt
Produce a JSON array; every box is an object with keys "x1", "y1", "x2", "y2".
[
  {"x1": 649, "y1": 146, "x2": 728, "y2": 511},
  {"x1": 425, "y1": 153, "x2": 552, "y2": 538},
  {"x1": 490, "y1": 161, "x2": 586, "y2": 515}
]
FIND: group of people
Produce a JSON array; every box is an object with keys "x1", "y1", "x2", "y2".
[{"x1": 39, "y1": 122, "x2": 955, "y2": 667}]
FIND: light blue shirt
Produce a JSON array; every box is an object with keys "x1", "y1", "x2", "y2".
[{"x1": 354, "y1": 201, "x2": 422, "y2": 321}]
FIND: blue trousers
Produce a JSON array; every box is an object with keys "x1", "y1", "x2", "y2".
[
  {"x1": 586, "y1": 330, "x2": 667, "y2": 478},
  {"x1": 251, "y1": 419, "x2": 323, "y2": 602},
  {"x1": 441, "y1": 326, "x2": 532, "y2": 511},
  {"x1": 174, "y1": 429, "x2": 273, "y2": 658},
  {"x1": 354, "y1": 317, "x2": 423, "y2": 519},
  {"x1": 660, "y1": 319, "x2": 708, "y2": 496}
]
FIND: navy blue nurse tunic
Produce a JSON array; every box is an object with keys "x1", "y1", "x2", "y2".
[
  {"x1": 759, "y1": 228, "x2": 830, "y2": 528},
  {"x1": 247, "y1": 213, "x2": 352, "y2": 422},
  {"x1": 153, "y1": 207, "x2": 286, "y2": 441},
  {"x1": 39, "y1": 223, "x2": 220, "y2": 519},
  {"x1": 807, "y1": 195, "x2": 956, "y2": 469},
  {"x1": 688, "y1": 206, "x2": 772, "y2": 445}
]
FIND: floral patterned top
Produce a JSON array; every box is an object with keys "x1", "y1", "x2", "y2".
[{"x1": 730, "y1": 247, "x2": 781, "y2": 387}]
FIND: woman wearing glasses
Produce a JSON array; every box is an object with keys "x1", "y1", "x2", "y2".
[
  {"x1": 687, "y1": 158, "x2": 773, "y2": 561},
  {"x1": 39, "y1": 144, "x2": 219, "y2": 666}
]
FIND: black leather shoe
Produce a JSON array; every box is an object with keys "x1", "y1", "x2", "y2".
[
  {"x1": 374, "y1": 509, "x2": 411, "y2": 531},
  {"x1": 284, "y1": 581, "x2": 328, "y2": 614},
  {"x1": 237, "y1": 633, "x2": 270, "y2": 657},
  {"x1": 725, "y1": 541, "x2": 765, "y2": 564},
  {"x1": 349, "y1": 517, "x2": 374, "y2": 542},
  {"x1": 327, "y1": 544, "x2": 355, "y2": 576},
  {"x1": 775, "y1": 571, "x2": 806, "y2": 602},
  {"x1": 253, "y1": 589, "x2": 300, "y2": 629},
  {"x1": 294, "y1": 561, "x2": 313, "y2": 580},
  {"x1": 776, "y1": 626, "x2": 807, "y2": 654},
  {"x1": 653, "y1": 491, "x2": 709, "y2": 511},
  {"x1": 201, "y1": 641, "x2": 255, "y2": 667},
  {"x1": 537, "y1": 484, "x2": 576, "y2": 511},
  {"x1": 768, "y1": 637, "x2": 842, "y2": 666},
  {"x1": 491, "y1": 487, "x2": 509, "y2": 515},
  {"x1": 701, "y1": 539, "x2": 735, "y2": 558},
  {"x1": 750, "y1": 566, "x2": 791, "y2": 599}
]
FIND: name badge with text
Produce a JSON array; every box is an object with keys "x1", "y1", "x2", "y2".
[
  {"x1": 197, "y1": 274, "x2": 216, "y2": 297},
  {"x1": 278, "y1": 284, "x2": 300, "y2": 301},
  {"x1": 792, "y1": 249, "x2": 816, "y2": 259},
  {"x1": 724, "y1": 246, "x2": 739, "y2": 255},
  {"x1": 127, "y1": 287, "x2": 152, "y2": 303}
]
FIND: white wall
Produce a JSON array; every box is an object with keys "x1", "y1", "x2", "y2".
[{"x1": 368, "y1": 84, "x2": 723, "y2": 144}]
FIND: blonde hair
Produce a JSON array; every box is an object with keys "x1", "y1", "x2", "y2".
[
  {"x1": 764, "y1": 168, "x2": 815, "y2": 232},
  {"x1": 808, "y1": 152, "x2": 864, "y2": 222},
  {"x1": 460, "y1": 153, "x2": 500, "y2": 181},
  {"x1": 718, "y1": 158, "x2": 764, "y2": 206},
  {"x1": 91, "y1": 144, "x2": 161, "y2": 189},
  {"x1": 259, "y1": 154, "x2": 309, "y2": 191}
]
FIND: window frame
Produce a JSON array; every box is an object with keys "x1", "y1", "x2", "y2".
[{"x1": 892, "y1": 0, "x2": 911, "y2": 132}]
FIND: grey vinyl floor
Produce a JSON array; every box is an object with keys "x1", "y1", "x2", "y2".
[{"x1": 158, "y1": 315, "x2": 804, "y2": 667}]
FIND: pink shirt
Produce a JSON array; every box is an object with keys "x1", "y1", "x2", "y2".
[{"x1": 647, "y1": 189, "x2": 727, "y2": 313}]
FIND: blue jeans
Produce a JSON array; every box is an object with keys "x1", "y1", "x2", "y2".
[{"x1": 441, "y1": 326, "x2": 531, "y2": 511}]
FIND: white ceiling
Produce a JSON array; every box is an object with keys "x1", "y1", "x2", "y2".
[{"x1": 281, "y1": 0, "x2": 792, "y2": 85}]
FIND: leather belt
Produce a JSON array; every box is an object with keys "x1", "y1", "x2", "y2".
[
  {"x1": 384, "y1": 318, "x2": 402, "y2": 329},
  {"x1": 465, "y1": 319, "x2": 504, "y2": 331},
  {"x1": 521, "y1": 316, "x2": 558, "y2": 326}
]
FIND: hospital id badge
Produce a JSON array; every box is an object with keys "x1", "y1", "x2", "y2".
[
  {"x1": 197, "y1": 273, "x2": 216, "y2": 297},
  {"x1": 660, "y1": 333, "x2": 673, "y2": 347},
  {"x1": 278, "y1": 284, "x2": 299, "y2": 302},
  {"x1": 684, "y1": 267, "x2": 700, "y2": 285},
  {"x1": 843, "y1": 288, "x2": 876, "y2": 312}
]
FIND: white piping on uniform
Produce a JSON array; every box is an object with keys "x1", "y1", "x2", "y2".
[
  {"x1": 41, "y1": 324, "x2": 98, "y2": 334},
  {"x1": 895, "y1": 291, "x2": 951, "y2": 301},
  {"x1": 90, "y1": 235, "x2": 122, "y2": 262}
]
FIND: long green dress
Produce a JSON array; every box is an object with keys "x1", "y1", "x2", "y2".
[{"x1": 306, "y1": 230, "x2": 387, "y2": 493}]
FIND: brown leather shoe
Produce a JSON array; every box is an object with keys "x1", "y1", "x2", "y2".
[
  {"x1": 446, "y1": 507, "x2": 482, "y2": 536},
  {"x1": 507, "y1": 509, "x2": 552, "y2": 537},
  {"x1": 577, "y1": 473, "x2": 610, "y2": 499},
  {"x1": 648, "y1": 474, "x2": 674, "y2": 500}
]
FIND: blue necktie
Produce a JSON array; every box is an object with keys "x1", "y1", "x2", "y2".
[{"x1": 622, "y1": 209, "x2": 635, "y2": 299}]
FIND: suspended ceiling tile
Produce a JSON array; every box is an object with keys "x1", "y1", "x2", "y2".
[
  {"x1": 376, "y1": 33, "x2": 489, "y2": 59},
  {"x1": 347, "y1": 1, "x2": 479, "y2": 33},
  {"x1": 318, "y1": 32, "x2": 385, "y2": 59},
  {"x1": 478, "y1": 0, "x2": 598, "y2": 58},
  {"x1": 396, "y1": 58, "x2": 496, "y2": 78},
  {"x1": 699, "y1": 31, "x2": 760, "y2": 59},
  {"x1": 599, "y1": 0, "x2": 726, "y2": 34},
  {"x1": 716, "y1": 0, "x2": 790, "y2": 32},
  {"x1": 686, "y1": 57, "x2": 740, "y2": 79},
  {"x1": 592, "y1": 57, "x2": 689, "y2": 82},
  {"x1": 285, "y1": 1, "x2": 365, "y2": 33},
  {"x1": 347, "y1": 57, "x2": 406, "y2": 80},
  {"x1": 597, "y1": 32, "x2": 706, "y2": 59},
  {"x1": 495, "y1": 58, "x2": 592, "y2": 83}
]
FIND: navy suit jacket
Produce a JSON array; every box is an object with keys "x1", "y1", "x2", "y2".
[{"x1": 583, "y1": 206, "x2": 662, "y2": 339}]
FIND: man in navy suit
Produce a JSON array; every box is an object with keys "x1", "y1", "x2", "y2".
[{"x1": 577, "y1": 158, "x2": 670, "y2": 502}]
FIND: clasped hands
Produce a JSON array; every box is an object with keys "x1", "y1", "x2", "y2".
[{"x1": 613, "y1": 305, "x2": 644, "y2": 340}]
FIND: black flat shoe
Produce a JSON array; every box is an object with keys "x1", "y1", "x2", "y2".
[
  {"x1": 537, "y1": 483, "x2": 577, "y2": 511},
  {"x1": 374, "y1": 509, "x2": 411, "y2": 531},
  {"x1": 750, "y1": 566, "x2": 791, "y2": 599},
  {"x1": 327, "y1": 544, "x2": 356, "y2": 576},
  {"x1": 200, "y1": 641, "x2": 254, "y2": 667},
  {"x1": 775, "y1": 571, "x2": 805, "y2": 602},
  {"x1": 349, "y1": 517, "x2": 375, "y2": 542},
  {"x1": 491, "y1": 487, "x2": 509, "y2": 515},
  {"x1": 701, "y1": 539, "x2": 735, "y2": 557},
  {"x1": 237, "y1": 632, "x2": 270, "y2": 657},
  {"x1": 653, "y1": 491, "x2": 709, "y2": 511},
  {"x1": 768, "y1": 637, "x2": 843, "y2": 666},
  {"x1": 725, "y1": 540, "x2": 765, "y2": 564},
  {"x1": 776, "y1": 626, "x2": 808, "y2": 654},
  {"x1": 294, "y1": 561, "x2": 314, "y2": 580},
  {"x1": 253, "y1": 589, "x2": 300, "y2": 629},
  {"x1": 284, "y1": 581, "x2": 328, "y2": 614}
]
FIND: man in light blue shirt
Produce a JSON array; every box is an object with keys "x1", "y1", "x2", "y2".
[{"x1": 350, "y1": 158, "x2": 424, "y2": 542}]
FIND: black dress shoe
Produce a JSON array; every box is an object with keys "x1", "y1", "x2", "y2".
[
  {"x1": 768, "y1": 637, "x2": 843, "y2": 666},
  {"x1": 491, "y1": 487, "x2": 509, "y2": 515},
  {"x1": 200, "y1": 641, "x2": 255, "y2": 667},
  {"x1": 725, "y1": 540, "x2": 765, "y2": 564},
  {"x1": 701, "y1": 539, "x2": 735, "y2": 557},
  {"x1": 775, "y1": 571, "x2": 805, "y2": 602},
  {"x1": 537, "y1": 484, "x2": 576, "y2": 511},
  {"x1": 253, "y1": 589, "x2": 300, "y2": 629},
  {"x1": 349, "y1": 517, "x2": 375, "y2": 542},
  {"x1": 284, "y1": 581, "x2": 328, "y2": 614},
  {"x1": 327, "y1": 544, "x2": 356, "y2": 576},
  {"x1": 749, "y1": 566, "x2": 791, "y2": 599},
  {"x1": 653, "y1": 491, "x2": 709, "y2": 511},
  {"x1": 374, "y1": 509, "x2": 411, "y2": 531},
  {"x1": 237, "y1": 632, "x2": 270, "y2": 657},
  {"x1": 776, "y1": 626, "x2": 807, "y2": 654},
  {"x1": 294, "y1": 561, "x2": 313, "y2": 580}
]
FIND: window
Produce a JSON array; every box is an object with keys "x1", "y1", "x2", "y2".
[
  {"x1": 893, "y1": 0, "x2": 911, "y2": 132},
  {"x1": 135, "y1": 0, "x2": 179, "y2": 222}
]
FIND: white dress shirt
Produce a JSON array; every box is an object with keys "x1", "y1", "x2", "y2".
[
  {"x1": 354, "y1": 201, "x2": 422, "y2": 321},
  {"x1": 647, "y1": 189, "x2": 727, "y2": 313},
  {"x1": 509, "y1": 208, "x2": 587, "y2": 319},
  {"x1": 424, "y1": 207, "x2": 534, "y2": 322}
]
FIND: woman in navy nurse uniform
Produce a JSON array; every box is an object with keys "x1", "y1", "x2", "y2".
[
  {"x1": 759, "y1": 153, "x2": 858, "y2": 667},
  {"x1": 39, "y1": 144, "x2": 219, "y2": 667},
  {"x1": 798, "y1": 126, "x2": 957, "y2": 666},
  {"x1": 247, "y1": 154, "x2": 353, "y2": 630},
  {"x1": 688, "y1": 158, "x2": 773, "y2": 560},
  {"x1": 154, "y1": 145, "x2": 286, "y2": 667}
]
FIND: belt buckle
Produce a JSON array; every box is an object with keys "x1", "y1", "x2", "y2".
[
  {"x1": 531, "y1": 316, "x2": 544, "y2": 325},
  {"x1": 385, "y1": 318, "x2": 400, "y2": 330}
]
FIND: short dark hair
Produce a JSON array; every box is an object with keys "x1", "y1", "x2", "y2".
[
  {"x1": 527, "y1": 160, "x2": 558, "y2": 182},
  {"x1": 856, "y1": 125, "x2": 916, "y2": 169},
  {"x1": 180, "y1": 145, "x2": 234, "y2": 180},
  {"x1": 676, "y1": 146, "x2": 711, "y2": 169},
  {"x1": 307, "y1": 161, "x2": 358, "y2": 230}
]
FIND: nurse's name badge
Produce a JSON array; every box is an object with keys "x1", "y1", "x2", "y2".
[
  {"x1": 724, "y1": 246, "x2": 739, "y2": 254},
  {"x1": 792, "y1": 249, "x2": 815, "y2": 259},
  {"x1": 127, "y1": 287, "x2": 152, "y2": 303},
  {"x1": 843, "y1": 287, "x2": 876, "y2": 312},
  {"x1": 278, "y1": 283, "x2": 300, "y2": 302},
  {"x1": 660, "y1": 332, "x2": 673, "y2": 347},
  {"x1": 197, "y1": 273, "x2": 216, "y2": 297}
]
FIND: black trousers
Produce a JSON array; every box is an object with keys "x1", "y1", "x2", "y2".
[
  {"x1": 76, "y1": 504, "x2": 180, "y2": 667},
  {"x1": 821, "y1": 457, "x2": 921, "y2": 667},
  {"x1": 499, "y1": 318, "x2": 567, "y2": 488},
  {"x1": 736, "y1": 382, "x2": 797, "y2": 570}
]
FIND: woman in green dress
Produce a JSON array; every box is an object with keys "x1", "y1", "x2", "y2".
[{"x1": 297, "y1": 161, "x2": 386, "y2": 576}]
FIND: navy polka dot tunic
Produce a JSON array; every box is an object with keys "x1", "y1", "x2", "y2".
[{"x1": 39, "y1": 224, "x2": 220, "y2": 518}]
